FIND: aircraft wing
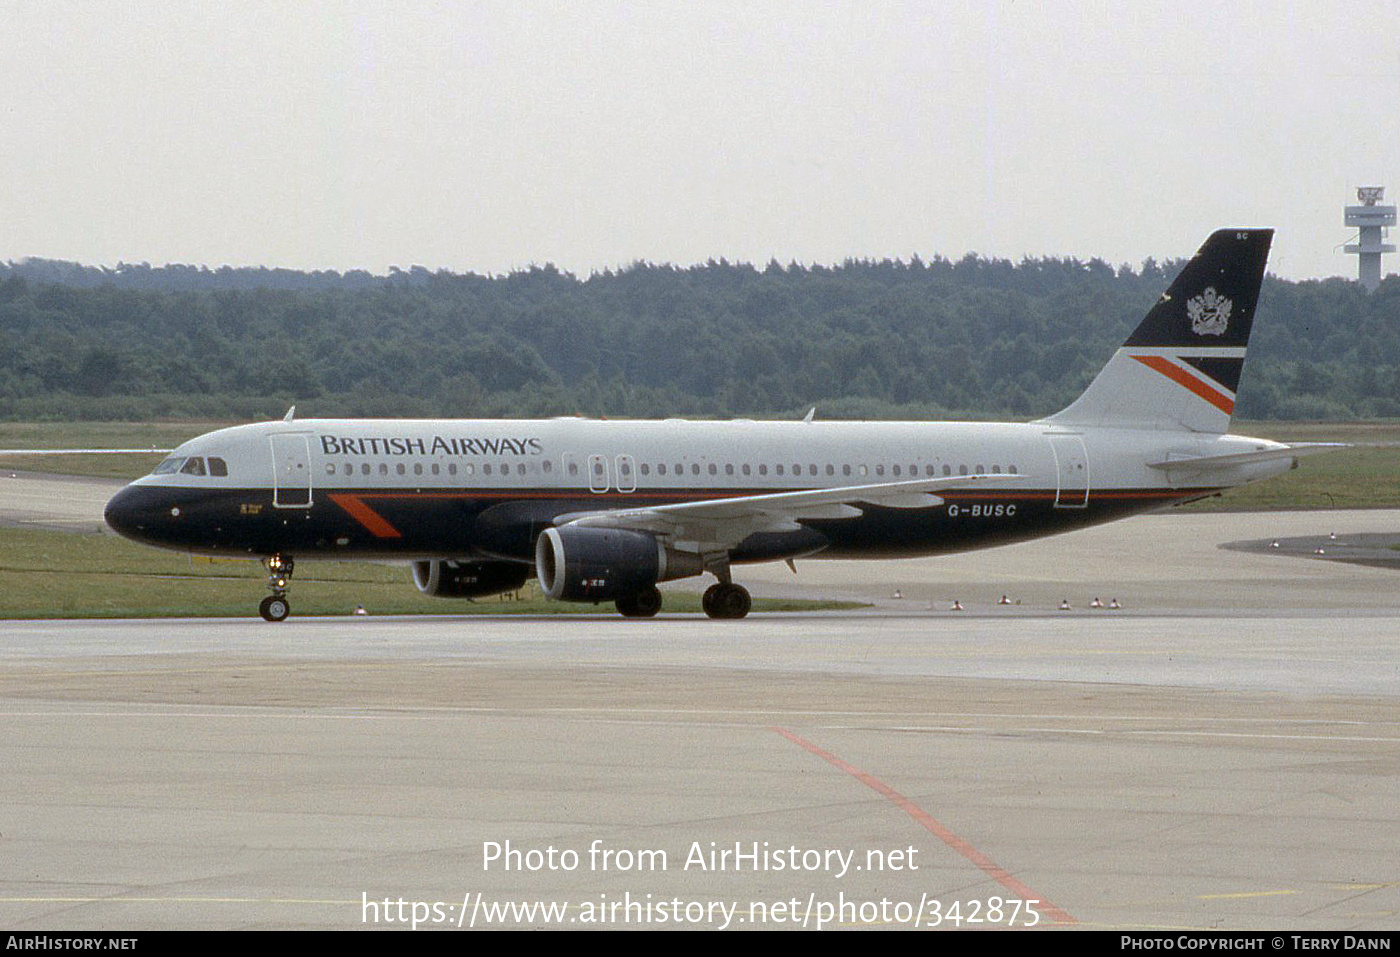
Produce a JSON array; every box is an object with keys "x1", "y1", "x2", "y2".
[{"x1": 554, "y1": 473, "x2": 1025, "y2": 551}]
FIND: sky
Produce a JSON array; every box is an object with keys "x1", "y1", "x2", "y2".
[{"x1": 2, "y1": 0, "x2": 1398, "y2": 281}]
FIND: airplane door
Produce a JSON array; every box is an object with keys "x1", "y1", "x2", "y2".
[
  {"x1": 1048, "y1": 433, "x2": 1089, "y2": 508},
  {"x1": 615, "y1": 455, "x2": 636, "y2": 493},
  {"x1": 587, "y1": 454, "x2": 610, "y2": 493},
  {"x1": 270, "y1": 433, "x2": 313, "y2": 508}
]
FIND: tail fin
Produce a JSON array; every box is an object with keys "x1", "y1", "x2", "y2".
[{"x1": 1045, "y1": 229, "x2": 1273, "y2": 433}]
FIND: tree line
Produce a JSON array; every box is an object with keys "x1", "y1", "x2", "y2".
[{"x1": 0, "y1": 254, "x2": 1396, "y2": 422}]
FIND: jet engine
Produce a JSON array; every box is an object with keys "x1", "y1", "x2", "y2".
[
  {"x1": 411, "y1": 559, "x2": 530, "y2": 599},
  {"x1": 535, "y1": 526, "x2": 703, "y2": 602}
]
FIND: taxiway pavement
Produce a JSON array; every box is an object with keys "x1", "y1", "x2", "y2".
[{"x1": 0, "y1": 474, "x2": 1397, "y2": 930}]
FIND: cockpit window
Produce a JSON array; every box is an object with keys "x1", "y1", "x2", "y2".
[{"x1": 153, "y1": 456, "x2": 227, "y2": 478}]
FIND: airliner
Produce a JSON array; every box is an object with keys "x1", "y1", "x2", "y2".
[{"x1": 103, "y1": 229, "x2": 1316, "y2": 621}]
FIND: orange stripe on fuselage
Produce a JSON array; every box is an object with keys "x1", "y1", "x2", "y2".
[
  {"x1": 1131, "y1": 354, "x2": 1234, "y2": 414},
  {"x1": 328, "y1": 493, "x2": 403, "y2": 538}
]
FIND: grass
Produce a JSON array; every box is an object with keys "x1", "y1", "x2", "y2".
[{"x1": 0, "y1": 526, "x2": 861, "y2": 619}]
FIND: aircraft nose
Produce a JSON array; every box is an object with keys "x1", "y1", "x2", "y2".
[
  {"x1": 104, "y1": 484, "x2": 178, "y2": 545},
  {"x1": 103, "y1": 485, "x2": 144, "y2": 540}
]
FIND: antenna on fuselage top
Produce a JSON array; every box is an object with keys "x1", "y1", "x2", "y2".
[
  {"x1": 283, "y1": 406, "x2": 296, "y2": 422},
  {"x1": 803, "y1": 407, "x2": 816, "y2": 423}
]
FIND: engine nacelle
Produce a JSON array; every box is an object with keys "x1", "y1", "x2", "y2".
[
  {"x1": 535, "y1": 526, "x2": 704, "y2": 602},
  {"x1": 411, "y1": 559, "x2": 530, "y2": 599}
]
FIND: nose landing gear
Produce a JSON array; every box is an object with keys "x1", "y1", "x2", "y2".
[{"x1": 258, "y1": 554, "x2": 294, "y2": 621}]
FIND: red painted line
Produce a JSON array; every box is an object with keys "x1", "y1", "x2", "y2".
[
  {"x1": 1132, "y1": 355, "x2": 1234, "y2": 414},
  {"x1": 328, "y1": 493, "x2": 403, "y2": 538},
  {"x1": 772, "y1": 726, "x2": 1077, "y2": 926}
]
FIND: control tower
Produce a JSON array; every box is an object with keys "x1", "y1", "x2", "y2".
[{"x1": 1344, "y1": 186, "x2": 1396, "y2": 292}]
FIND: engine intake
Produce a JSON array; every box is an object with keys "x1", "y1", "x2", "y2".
[
  {"x1": 412, "y1": 559, "x2": 529, "y2": 599},
  {"x1": 535, "y1": 526, "x2": 703, "y2": 601}
]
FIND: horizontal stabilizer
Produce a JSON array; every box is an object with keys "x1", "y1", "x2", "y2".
[{"x1": 1147, "y1": 443, "x2": 1347, "y2": 474}]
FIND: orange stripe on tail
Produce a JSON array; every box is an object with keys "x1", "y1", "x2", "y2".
[{"x1": 1131, "y1": 355, "x2": 1235, "y2": 414}]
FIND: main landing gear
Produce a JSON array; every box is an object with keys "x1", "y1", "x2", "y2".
[
  {"x1": 701, "y1": 581, "x2": 751, "y2": 620},
  {"x1": 698, "y1": 557, "x2": 751, "y2": 620},
  {"x1": 258, "y1": 553, "x2": 293, "y2": 622},
  {"x1": 613, "y1": 578, "x2": 753, "y2": 620}
]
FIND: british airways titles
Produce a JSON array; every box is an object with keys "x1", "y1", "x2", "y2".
[{"x1": 320, "y1": 435, "x2": 544, "y2": 458}]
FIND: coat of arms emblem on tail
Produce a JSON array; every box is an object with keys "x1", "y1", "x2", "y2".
[{"x1": 1188, "y1": 287, "x2": 1232, "y2": 336}]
